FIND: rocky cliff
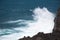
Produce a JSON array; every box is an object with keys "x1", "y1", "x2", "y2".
[{"x1": 19, "y1": 9, "x2": 60, "y2": 40}]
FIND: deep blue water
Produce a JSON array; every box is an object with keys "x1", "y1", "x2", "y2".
[{"x1": 0, "y1": 0, "x2": 60, "y2": 29}]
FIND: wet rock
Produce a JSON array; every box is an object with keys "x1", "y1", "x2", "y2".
[{"x1": 19, "y1": 8, "x2": 60, "y2": 40}]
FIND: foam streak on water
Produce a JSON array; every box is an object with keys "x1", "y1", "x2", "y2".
[{"x1": 0, "y1": 7, "x2": 55, "y2": 40}]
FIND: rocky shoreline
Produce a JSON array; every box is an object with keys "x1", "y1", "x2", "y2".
[{"x1": 19, "y1": 8, "x2": 60, "y2": 40}]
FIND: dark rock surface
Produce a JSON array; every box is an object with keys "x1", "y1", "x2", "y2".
[{"x1": 19, "y1": 9, "x2": 60, "y2": 40}]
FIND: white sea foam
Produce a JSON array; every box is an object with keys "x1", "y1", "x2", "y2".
[{"x1": 0, "y1": 7, "x2": 55, "y2": 40}]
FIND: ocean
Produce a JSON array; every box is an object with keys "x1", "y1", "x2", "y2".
[{"x1": 0, "y1": 0, "x2": 60, "y2": 40}]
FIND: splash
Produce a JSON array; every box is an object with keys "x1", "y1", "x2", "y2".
[
  {"x1": 26, "y1": 7, "x2": 55, "y2": 33},
  {"x1": 0, "y1": 7, "x2": 55, "y2": 40}
]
